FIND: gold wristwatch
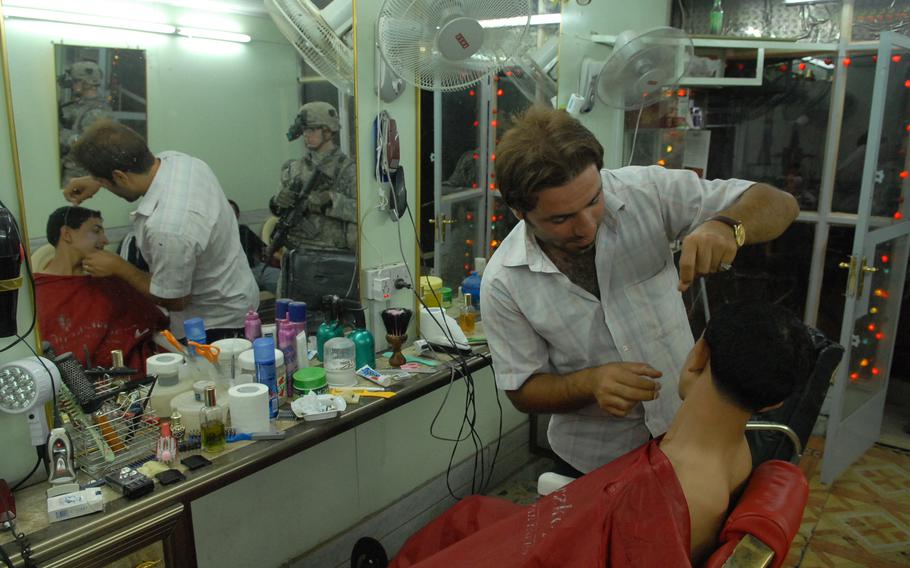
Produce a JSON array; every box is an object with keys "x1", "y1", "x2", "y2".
[{"x1": 708, "y1": 215, "x2": 745, "y2": 247}]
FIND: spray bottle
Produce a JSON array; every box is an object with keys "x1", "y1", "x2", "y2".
[
  {"x1": 346, "y1": 302, "x2": 375, "y2": 370},
  {"x1": 317, "y1": 295, "x2": 344, "y2": 361}
]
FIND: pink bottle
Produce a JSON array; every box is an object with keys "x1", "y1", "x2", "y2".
[{"x1": 244, "y1": 310, "x2": 262, "y2": 341}]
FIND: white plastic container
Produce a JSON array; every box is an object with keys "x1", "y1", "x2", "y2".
[
  {"x1": 146, "y1": 353, "x2": 191, "y2": 419},
  {"x1": 212, "y1": 338, "x2": 252, "y2": 383},
  {"x1": 323, "y1": 337, "x2": 357, "y2": 387},
  {"x1": 237, "y1": 348, "x2": 287, "y2": 401}
]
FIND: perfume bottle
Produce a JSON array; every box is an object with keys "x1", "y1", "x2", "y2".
[
  {"x1": 459, "y1": 292, "x2": 476, "y2": 335},
  {"x1": 200, "y1": 385, "x2": 226, "y2": 453}
]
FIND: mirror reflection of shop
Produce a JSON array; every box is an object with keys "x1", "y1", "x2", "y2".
[{"x1": 55, "y1": 45, "x2": 147, "y2": 187}]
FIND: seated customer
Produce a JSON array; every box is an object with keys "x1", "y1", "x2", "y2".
[
  {"x1": 36, "y1": 206, "x2": 168, "y2": 373},
  {"x1": 391, "y1": 301, "x2": 813, "y2": 567}
]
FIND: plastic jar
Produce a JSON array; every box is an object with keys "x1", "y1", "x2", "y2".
[
  {"x1": 147, "y1": 353, "x2": 189, "y2": 419},
  {"x1": 293, "y1": 367, "x2": 328, "y2": 396},
  {"x1": 420, "y1": 275, "x2": 444, "y2": 308},
  {"x1": 323, "y1": 337, "x2": 357, "y2": 387}
]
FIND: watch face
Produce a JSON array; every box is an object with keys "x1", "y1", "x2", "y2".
[{"x1": 734, "y1": 224, "x2": 746, "y2": 247}]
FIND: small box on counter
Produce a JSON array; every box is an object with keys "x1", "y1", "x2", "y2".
[{"x1": 47, "y1": 488, "x2": 104, "y2": 523}]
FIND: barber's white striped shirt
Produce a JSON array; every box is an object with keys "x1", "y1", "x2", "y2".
[{"x1": 481, "y1": 166, "x2": 752, "y2": 473}]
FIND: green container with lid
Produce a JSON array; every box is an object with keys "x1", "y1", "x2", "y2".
[{"x1": 293, "y1": 367, "x2": 328, "y2": 396}]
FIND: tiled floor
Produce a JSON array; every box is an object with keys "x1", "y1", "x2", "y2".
[
  {"x1": 488, "y1": 439, "x2": 910, "y2": 567},
  {"x1": 785, "y1": 438, "x2": 910, "y2": 567}
]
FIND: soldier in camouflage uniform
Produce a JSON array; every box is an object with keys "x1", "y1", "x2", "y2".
[
  {"x1": 269, "y1": 102, "x2": 357, "y2": 253},
  {"x1": 59, "y1": 61, "x2": 114, "y2": 186}
]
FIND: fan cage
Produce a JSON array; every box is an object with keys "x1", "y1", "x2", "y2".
[
  {"x1": 267, "y1": 0, "x2": 354, "y2": 94},
  {"x1": 378, "y1": 0, "x2": 532, "y2": 92}
]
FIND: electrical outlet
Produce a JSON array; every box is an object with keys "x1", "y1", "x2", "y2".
[
  {"x1": 363, "y1": 263, "x2": 412, "y2": 300},
  {"x1": 382, "y1": 262, "x2": 411, "y2": 291}
]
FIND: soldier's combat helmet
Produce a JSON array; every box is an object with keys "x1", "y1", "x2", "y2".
[{"x1": 69, "y1": 61, "x2": 103, "y2": 87}]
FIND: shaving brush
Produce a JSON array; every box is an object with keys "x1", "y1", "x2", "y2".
[{"x1": 381, "y1": 308, "x2": 412, "y2": 367}]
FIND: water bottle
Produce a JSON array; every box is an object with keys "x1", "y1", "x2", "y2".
[
  {"x1": 253, "y1": 338, "x2": 278, "y2": 418},
  {"x1": 710, "y1": 0, "x2": 724, "y2": 35}
]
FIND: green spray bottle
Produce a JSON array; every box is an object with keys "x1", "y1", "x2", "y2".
[
  {"x1": 347, "y1": 304, "x2": 376, "y2": 370},
  {"x1": 316, "y1": 295, "x2": 344, "y2": 361}
]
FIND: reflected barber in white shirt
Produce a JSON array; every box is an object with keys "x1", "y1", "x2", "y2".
[
  {"x1": 63, "y1": 120, "x2": 258, "y2": 340},
  {"x1": 481, "y1": 107, "x2": 799, "y2": 474}
]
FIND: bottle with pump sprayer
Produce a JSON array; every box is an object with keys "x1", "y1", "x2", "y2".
[
  {"x1": 317, "y1": 295, "x2": 344, "y2": 361},
  {"x1": 347, "y1": 303, "x2": 375, "y2": 370}
]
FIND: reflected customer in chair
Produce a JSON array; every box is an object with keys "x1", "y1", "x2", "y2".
[
  {"x1": 62, "y1": 120, "x2": 259, "y2": 340},
  {"x1": 268, "y1": 102, "x2": 357, "y2": 255},
  {"x1": 35, "y1": 206, "x2": 168, "y2": 373},
  {"x1": 59, "y1": 60, "x2": 113, "y2": 187},
  {"x1": 390, "y1": 301, "x2": 814, "y2": 567}
]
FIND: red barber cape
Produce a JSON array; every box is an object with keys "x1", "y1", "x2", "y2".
[
  {"x1": 36, "y1": 273, "x2": 168, "y2": 373},
  {"x1": 391, "y1": 439, "x2": 691, "y2": 568}
]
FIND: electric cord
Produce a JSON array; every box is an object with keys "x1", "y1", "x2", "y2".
[
  {"x1": 9, "y1": 453, "x2": 41, "y2": 492},
  {"x1": 1, "y1": 520, "x2": 34, "y2": 568},
  {"x1": 390, "y1": 182, "x2": 503, "y2": 497}
]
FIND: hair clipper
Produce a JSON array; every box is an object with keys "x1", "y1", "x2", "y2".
[{"x1": 47, "y1": 427, "x2": 76, "y2": 484}]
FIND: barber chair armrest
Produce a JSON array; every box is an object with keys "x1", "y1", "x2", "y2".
[
  {"x1": 536, "y1": 472, "x2": 575, "y2": 496},
  {"x1": 704, "y1": 460, "x2": 808, "y2": 568}
]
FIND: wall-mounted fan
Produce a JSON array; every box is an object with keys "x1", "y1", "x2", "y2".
[
  {"x1": 377, "y1": 0, "x2": 532, "y2": 92},
  {"x1": 265, "y1": 0, "x2": 354, "y2": 94},
  {"x1": 597, "y1": 27, "x2": 694, "y2": 110}
]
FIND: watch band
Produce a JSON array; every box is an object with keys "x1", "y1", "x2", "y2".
[{"x1": 708, "y1": 215, "x2": 745, "y2": 247}]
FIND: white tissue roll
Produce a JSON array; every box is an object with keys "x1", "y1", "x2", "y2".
[{"x1": 228, "y1": 383, "x2": 270, "y2": 434}]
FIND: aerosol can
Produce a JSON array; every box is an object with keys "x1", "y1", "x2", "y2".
[{"x1": 47, "y1": 427, "x2": 76, "y2": 484}]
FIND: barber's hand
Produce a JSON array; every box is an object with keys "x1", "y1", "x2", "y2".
[
  {"x1": 82, "y1": 250, "x2": 127, "y2": 278},
  {"x1": 590, "y1": 362, "x2": 663, "y2": 417},
  {"x1": 306, "y1": 190, "x2": 332, "y2": 213},
  {"x1": 677, "y1": 220, "x2": 738, "y2": 292},
  {"x1": 63, "y1": 176, "x2": 103, "y2": 205}
]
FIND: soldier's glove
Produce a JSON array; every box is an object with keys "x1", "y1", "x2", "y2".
[
  {"x1": 306, "y1": 190, "x2": 333, "y2": 214},
  {"x1": 269, "y1": 195, "x2": 284, "y2": 216}
]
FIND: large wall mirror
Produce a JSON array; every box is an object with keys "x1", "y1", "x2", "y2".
[{"x1": 3, "y1": 0, "x2": 358, "y2": 326}]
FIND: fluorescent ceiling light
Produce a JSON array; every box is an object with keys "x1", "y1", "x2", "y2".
[
  {"x1": 783, "y1": 0, "x2": 837, "y2": 4},
  {"x1": 480, "y1": 13, "x2": 561, "y2": 29},
  {"x1": 2, "y1": 7, "x2": 176, "y2": 34},
  {"x1": 177, "y1": 27, "x2": 250, "y2": 43}
]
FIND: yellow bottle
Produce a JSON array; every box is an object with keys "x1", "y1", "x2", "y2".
[{"x1": 459, "y1": 292, "x2": 476, "y2": 335}]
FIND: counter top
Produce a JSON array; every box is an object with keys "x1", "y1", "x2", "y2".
[{"x1": 1, "y1": 345, "x2": 492, "y2": 567}]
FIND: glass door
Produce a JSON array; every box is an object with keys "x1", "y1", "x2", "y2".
[{"x1": 822, "y1": 32, "x2": 910, "y2": 484}]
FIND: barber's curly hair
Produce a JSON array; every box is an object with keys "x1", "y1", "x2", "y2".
[
  {"x1": 494, "y1": 106, "x2": 604, "y2": 214},
  {"x1": 705, "y1": 301, "x2": 815, "y2": 413},
  {"x1": 72, "y1": 120, "x2": 155, "y2": 181}
]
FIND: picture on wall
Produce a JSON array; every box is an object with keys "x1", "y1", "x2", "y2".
[{"x1": 55, "y1": 44, "x2": 147, "y2": 187}]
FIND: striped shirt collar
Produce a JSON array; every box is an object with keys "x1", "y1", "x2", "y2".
[
  {"x1": 134, "y1": 152, "x2": 179, "y2": 218},
  {"x1": 500, "y1": 187, "x2": 625, "y2": 272}
]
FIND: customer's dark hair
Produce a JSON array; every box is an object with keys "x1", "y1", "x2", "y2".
[
  {"x1": 705, "y1": 301, "x2": 814, "y2": 413},
  {"x1": 47, "y1": 206, "x2": 102, "y2": 247},
  {"x1": 494, "y1": 106, "x2": 604, "y2": 214},
  {"x1": 71, "y1": 119, "x2": 155, "y2": 181}
]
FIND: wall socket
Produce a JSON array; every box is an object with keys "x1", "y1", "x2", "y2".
[{"x1": 363, "y1": 263, "x2": 412, "y2": 300}]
